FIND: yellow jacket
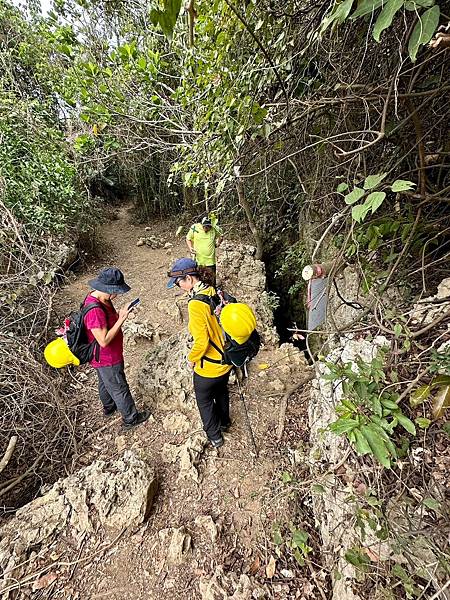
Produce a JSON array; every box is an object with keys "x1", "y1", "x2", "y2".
[{"x1": 187, "y1": 285, "x2": 232, "y2": 378}]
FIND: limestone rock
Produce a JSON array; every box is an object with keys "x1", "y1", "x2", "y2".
[
  {"x1": 217, "y1": 242, "x2": 278, "y2": 344},
  {"x1": 199, "y1": 566, "x2": 268, "y2": 600},
  {"x1": 158, "y1": 527, "x2": 192, "y2": 565},
  {"x1": 0, "y1": 452, "x2": 157, "y2": 592},
  {"x1": 437, "y1": 277, "x2": 450, "y2": 299},
  {"x1": 269, "y1": 379, "x2": 285, "y2": 392},
  {"x1": 195, "y1": 515, "x2": 219, "y2": 543},
  {"x1": 162, "y1": 412, "x2": 192, "y2": 434},
  {"x1": 123, "y1": 319, "x2": 155, "y2": 342},
  {"x1": 411, "y1": 277, "x2": 450, "y2": 326},
  {"x1": 161, "y1": 434, "x2": 207, "y2": 483},
  {"x1": 309, "y1": 336, "x2": 389, "y2": 600},
  {"x1": 139, "y1": 332, "x2": 194, "y2": 409}
]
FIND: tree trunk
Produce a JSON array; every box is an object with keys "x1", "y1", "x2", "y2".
[{"x1": 234, "y1": 167, "x2": 263, "y2": 260}]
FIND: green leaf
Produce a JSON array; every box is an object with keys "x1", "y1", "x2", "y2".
[
  {"x1": 372, "y1": 396, "x2": 383, "y2": 417},
  {"x1": 291, "y1": 529, "x2": 309, "y2": 547},
  {"x1": 351, "y1": 0, "x2": 384, "y2": 19},
  {"x1": 442, "y1": 422, "x2": 450, "y2": 437},
  {"x1": 363, "y1": 173, "x2": 387, "y2": 190},
  {"x1": 150, "y1": 0, "x2": 182, "y2": 40},
  {"x1": 321, "y1": 0, "x2": 355, "y2": 32},
  {"x1": 395, "y1": 413, "x2": 416, "y2": 435},
  {"x1": 345, "y1": 548, "x2": 370, "y2": 571},
  {"x1": 408, "y1": 5, "x2": 440, "y2": 62},
  {"x1": 281, "y1": 471, "x2": 293, "y2": 483},
  {"x1": 393, "y1": 323, "x2": 402, "y2": 336},
  {"x1": 423, "y1": 497, "x2": 441, "y2": 512},
  {"x1": 391, "y1": 179, "x2": 416, "y2": 192},
  {"x1": 380, "y1": 398, "x2": 399, "y2": 410},
  {"x1": 415, "y1": 417, "x2": 431, "y2": 429},
  {"x1": 272, "y1": 529, "x2": 283, "y2": 545},
  {"x1": 405, "y1": 0, "x2": 435, "y2": 10},
  {"x1": 430, "y1": 375, "x2": 450, "y2": 387},
  {"x1": 352, "y1": 203, "x2": 371, "y2": 223},
  {"x1": 329, "y1": 418, "x2": 359, "y2": 435},
  {"x1": 354, "y1": 428, "x2": 372, "y2": 454},
  {"x1": 344, "y1": 187, "x2": 365, "y2": 205},
  {"x1": 373, "y1": 0, "x2": 404, "y2": 43},
  {"x1": 360, "y1": 424, "x2": 391, "y2": 467},
  {"x1": 410, "y1": 385, "x2": 431, "y2": 407},
  {"x1": 337, "y1": 182, "x2": 349, "y2": 193},
  {"x1": 366, "y1": 191, "x2": 386, "y2": 214},
  {"x1": 293, "y1": 547, "x2": 305, "y2": 566},
  {"x1": 312, "y1": 483, "x2": 325, "y2": 494}
]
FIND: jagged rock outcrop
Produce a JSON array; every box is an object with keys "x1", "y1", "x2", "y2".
[
  {"x1": 0, "y1": 451, "x2": 157, "y2": 593},
  {"x1": 139, "y1": 331, "x2": 194, "y2": 408},
  {"x1": 309, "y1": 335, "x2": 389, "y2": 600},
  {"x1": 217, "y1": 241, "x2": 278, "y2": 345}
]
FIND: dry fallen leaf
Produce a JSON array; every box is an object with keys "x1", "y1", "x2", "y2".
[
  {"x1": 33, "y1": 572, "x2": 58, "y2": 591},
  {"x1": 249, "y1": 555, "x2": 261, "y2": 575},
  {"x1": 362, "y1": 547, "x2": 380, "y2": 562},
  {"x1": 266, "y1": 555, "x2": 276, "y2": 579},
  {"x1": 432, "y1": 385, "x2": 450, "y2": 420},
  {"x1": 258, "y1": 363, "x2": 270, "y2": 370}
]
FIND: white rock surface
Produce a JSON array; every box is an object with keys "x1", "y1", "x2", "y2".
[{"x1": 0, "y1": 451, "x2": 157, "y2": 592}]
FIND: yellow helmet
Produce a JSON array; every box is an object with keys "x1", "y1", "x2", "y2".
[
  {"x1": 220, "y1": 303, "x2": 256, "y2": 344},
  {"x1": 44, "y1": 338, "x2": 80, "y2": 368}
]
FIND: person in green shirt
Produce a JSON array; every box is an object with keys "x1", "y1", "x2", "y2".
[{"x1": 186, "y1": 217, "x2": 223, "y2": 280}]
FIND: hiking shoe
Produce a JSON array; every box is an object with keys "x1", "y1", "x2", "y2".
[
  {"x1": 103, "y1": 407, "x2": 117, "y2": 417},
  {"x1": 209, "y1": 435, "x2": 224, "y2": 448},
  {"x1": 122, "y1": 409, "x2": 151, "y2": 431},
  {"x1": 220, "y1": 422, "x2": 231, "y2": 433}
]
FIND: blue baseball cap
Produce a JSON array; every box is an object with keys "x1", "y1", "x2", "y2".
[{"x1": 167, "y1": 257, "x2": 198, "y2": 289}]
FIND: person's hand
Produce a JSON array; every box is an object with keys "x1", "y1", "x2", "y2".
[
  {"x1": 118, "y1": 305, "x2": 131, "y2": 322},
  {"x1": 188, "y1": 360, "x2": 195, "y2": 369}
]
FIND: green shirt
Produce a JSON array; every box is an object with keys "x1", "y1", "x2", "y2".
[{"x1": 186, "y1": 223, "x2": 222, "y2": 266}]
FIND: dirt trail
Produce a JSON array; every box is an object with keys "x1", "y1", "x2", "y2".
[{"x1": 53, "y1": 206, "x2": 312, "y2": 600}]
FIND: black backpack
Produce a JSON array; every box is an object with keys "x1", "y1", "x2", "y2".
[
  {"x1": 66, "y1": 301, "x2": 106, "y2": 364},
  {"x1": 190, "y1": 291, "x2": 261, "y2": 368}
]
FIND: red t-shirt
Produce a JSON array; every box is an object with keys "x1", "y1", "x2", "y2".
[{"x1": 83, "y1": 295, "x2": 123, "y2": 368}]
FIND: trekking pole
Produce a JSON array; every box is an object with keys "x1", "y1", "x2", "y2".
[{"x1": 235, "y1": 367, "x2": 258, "y2": 458}]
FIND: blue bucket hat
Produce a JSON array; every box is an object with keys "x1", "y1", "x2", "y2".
[
  {"x1": 88, "y1": 267, "x2": 131, "y2": 294},
  {"x1": 167, "y1": 257, "x2": 198, "y2": 289}
]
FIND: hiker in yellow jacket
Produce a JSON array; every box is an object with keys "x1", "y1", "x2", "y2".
[
  {"x1": 167, "y1": 257, "x2": 231, "y2": 448},
  {"x1": 186, "y1": 217, "x2": 223, "y2": 281}
]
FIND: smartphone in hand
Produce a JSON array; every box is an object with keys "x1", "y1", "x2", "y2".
[{"x1": 128, "y1": 298, "x2": 140, "y2": 310}]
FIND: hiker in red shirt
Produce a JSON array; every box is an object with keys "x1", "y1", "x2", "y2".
[{"x1": 84, "y1": 267, "x2": 150, "y2": 429}]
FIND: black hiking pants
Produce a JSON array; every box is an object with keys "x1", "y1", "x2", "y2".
[
  {"x1": 193, "y1": 371, "x2": 230, "y2": 440},
  {"x1": 96, "y1": 362, "x2": 138, "y2": 424}
]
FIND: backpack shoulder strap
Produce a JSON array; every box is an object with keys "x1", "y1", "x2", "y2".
[
  {"x1": 80, "y1": 294, "x2": 107, "y2": 312},
  {"x1": 189, "y1": 293, "x2": 218, "y2": 315}
]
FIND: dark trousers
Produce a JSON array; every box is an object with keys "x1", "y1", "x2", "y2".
[
  {"x1": 193, "y1": 371, "x2": 230, "y2": 440},
  {"x1": 96, "y1": 362, "x2": 138, "y2": 424}
]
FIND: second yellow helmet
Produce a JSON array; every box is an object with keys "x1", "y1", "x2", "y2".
[
  {"x1": 220, "y1": 303, "x2": 257, "y2": 343},
  {"x1": 44, "y1": 338, "x2": 80, "y2": 368}
]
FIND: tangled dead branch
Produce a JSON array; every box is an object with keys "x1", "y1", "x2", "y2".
[{"x1": 0, "y1": 195, "x2": 79, "y2": 509}]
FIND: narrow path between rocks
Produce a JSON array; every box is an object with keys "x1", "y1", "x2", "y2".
[{"x1": 52, "y1": 206, "x2": 313, "y2": 600}]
